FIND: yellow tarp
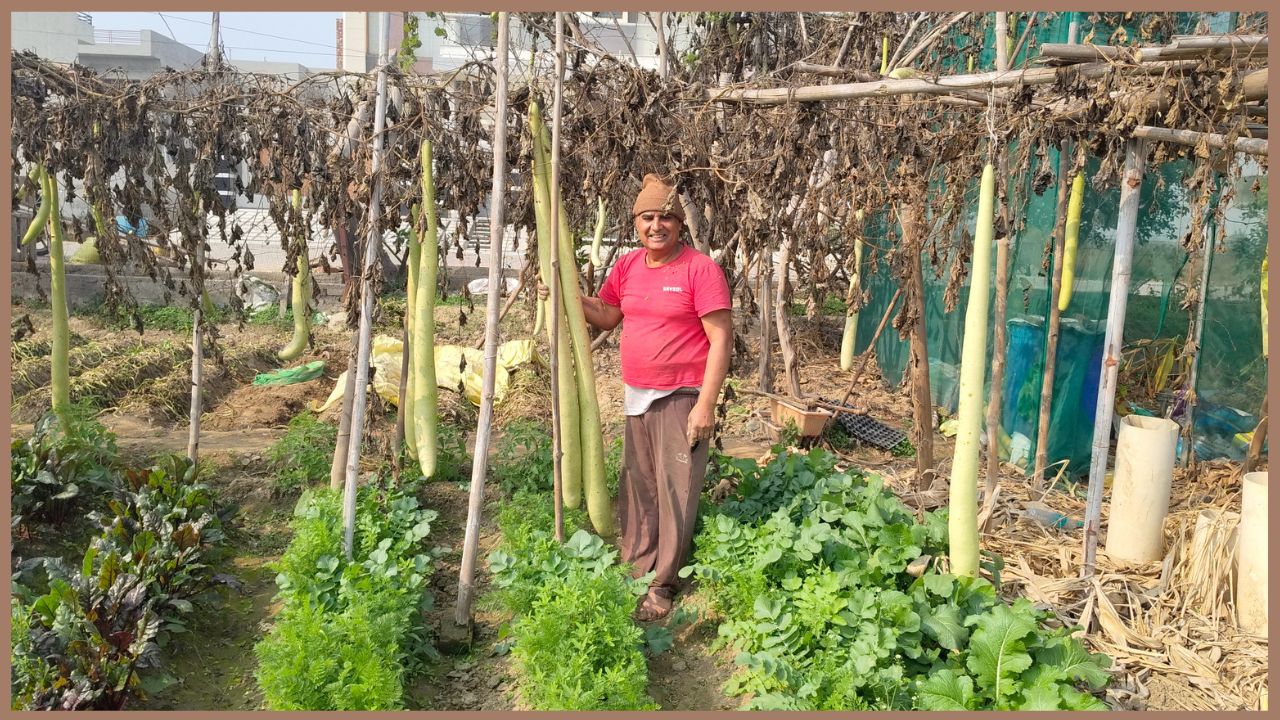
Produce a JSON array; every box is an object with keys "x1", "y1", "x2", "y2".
[{"x1": 314, "y1": 335, "x2": 535, "y2": 412}]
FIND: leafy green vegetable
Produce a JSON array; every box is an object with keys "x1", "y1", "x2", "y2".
[
  {"x1": 686, "y1": 446, "x2": 1112, "y2": 710},
  {"x1": 11, "y1": 457, "x2": 224, "y2": 710},
  {"x1": 485, "y1": 489, "x2": 655, "y2": 710},
  {"x1": 255, "y1": 479, "x2": 438, "y2": 710},
  {"x1": 11, "y1": 408, "x2": 119, "y2": 529}
]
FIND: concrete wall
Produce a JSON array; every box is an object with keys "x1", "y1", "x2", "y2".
[
  {"x1": 11, "y1": 12, "x2": 93, "y2": 63},
  {"x1": 11, "y1": 263, "x2": 517, "y2": 312}
]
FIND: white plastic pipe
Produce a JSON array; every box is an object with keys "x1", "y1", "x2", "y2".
[
  {"x1": 1237, "y1": 471, "x2": 1268, "y2": 636},
  {"x1": 1105, "y1": 415, "x2": 1178, "y2": 562}
]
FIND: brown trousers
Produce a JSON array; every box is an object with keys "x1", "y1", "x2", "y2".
[{"x1": 618, "y1": 392, "x2": 710, "y2": 601}]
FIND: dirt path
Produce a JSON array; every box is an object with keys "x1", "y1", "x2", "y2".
[{"x1": 131, "y1": 456, "x2": 294, "y2": 710}]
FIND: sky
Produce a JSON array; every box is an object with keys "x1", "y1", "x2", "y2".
[{"x1": 89, "y1": 12, "x2": 343, "y2": 68}]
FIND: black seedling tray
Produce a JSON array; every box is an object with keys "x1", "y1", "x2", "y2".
[{"x1": 821, "y1": 397, "x2": 907, "y2": 450}]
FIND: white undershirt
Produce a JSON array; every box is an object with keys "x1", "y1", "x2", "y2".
[{"x1": 623, "y1": 384, "x2": 700, "y2": 416}]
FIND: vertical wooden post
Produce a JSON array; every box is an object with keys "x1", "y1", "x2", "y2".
[
  {"x1": 1180, "y1": 175, "x2": 1223, "y2": 466},
  {"x1": 454, "y1": 11, "x2": 511, "y2": 629},
  {"x1": 188, "y1": 12, "x2": 220, "y2": 465},
  {"x1": 758, "y1": 255, "x2": 775, "y2": 394},
  {"x1": 774, "y1": 234, "x2": 802, "y2": 398},
  {"x1": 982, "y1": 15, "x2": 1012, "y2": 509},
  {"x1": 1082, "y1": 138, "x2": 1146, "y2": 577},
  {"x1": 901, "y1": 202, "x2": 935, "y2": 486},
  {"x1": 548, "y1": 12, "x2": 567, "y2": 543},
  {"x1": 187, "y1": 226, "x2": 204, "y2": 464},
  {"x1": 1032, "y1": 19, "x2": 1079, "y2": 487},
  {"x1": 342, "y1": 13, "x2": 393, "y2": 559}
]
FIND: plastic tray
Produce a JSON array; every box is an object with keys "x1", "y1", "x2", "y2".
[{"x1": 821, "y1": 397, "x2": 907, "y2": 450}]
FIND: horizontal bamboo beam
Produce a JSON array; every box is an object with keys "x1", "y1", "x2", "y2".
[
  {"x1": 1039, "y1": 34, "x2": 1267, "y2": 64},
  {"x1": 1171, "y1": 34, "x2": 1267, "y2": 49},
  {"x1": 711, "y1": 59, "x2": 1201, "y2": 105},
  {"x1": 1132, "y1": 125, "x2": 1268, "y2": 156},
  {"x1": 793, "y1": 62, "x2": 878, "y2": 82}
]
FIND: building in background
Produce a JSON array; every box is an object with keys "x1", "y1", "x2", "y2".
[
  {"x1": 338, "y1": 12, "x2": 677, "y2": 76},
  {"x1": 12, "y1": 12, "x2": 332, "y2": 81}
]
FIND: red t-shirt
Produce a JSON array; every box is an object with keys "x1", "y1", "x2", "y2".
[{"x1": 599, "y1": 244, "x2": 732, "y2": 389}]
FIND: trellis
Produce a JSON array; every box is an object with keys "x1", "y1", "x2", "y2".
[{"x1": 10, "y1": 12, "x2": 1267, "y2": 620}]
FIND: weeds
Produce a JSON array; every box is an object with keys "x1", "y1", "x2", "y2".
[
  {"x1": 88, "y1": 303, "x2": 228, "y2": 334},
  {"x1": 267, "y1": 411, "x2": 338, "y2": 496},
  {"x1": 491, "y1": 420, "x2": 554, "y2": 495}
]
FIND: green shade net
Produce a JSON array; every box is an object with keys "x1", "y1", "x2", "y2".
[{"x1": 853, "y1": 12, "x2": 1265, "y2": 475}]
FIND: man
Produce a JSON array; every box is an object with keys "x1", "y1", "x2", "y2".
[{"x1": 579, "y1": 173, "x2": 732, "y2": 621}]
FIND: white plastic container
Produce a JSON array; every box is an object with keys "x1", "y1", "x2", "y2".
[
  {"x1": 1237, "y1": 471, "x2": 1267, "y2": 636},
  {"x1": 1105, "y1": 415, "x2": 1178, "y2": 562}
]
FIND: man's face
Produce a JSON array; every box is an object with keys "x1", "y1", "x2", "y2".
[{"x1": 634, "y1": 211, "x2": 682, "y2": 254}]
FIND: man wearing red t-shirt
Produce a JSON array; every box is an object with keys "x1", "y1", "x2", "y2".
[{"x1": 580, "y1": 173, "x2": 732, "y2": 622}]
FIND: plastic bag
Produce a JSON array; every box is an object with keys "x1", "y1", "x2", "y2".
[
  {"x1": 314, "y1": 337, "x2": 535, "y2": 412},
  {"x1": 254, "y1": 360, "x2": 326, "y2": 386}
]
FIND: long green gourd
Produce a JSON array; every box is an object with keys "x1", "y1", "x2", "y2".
[
  {"x1": 404, "y1": 201, "x2": 421, "y2": 459},
  {"x1": 42, "y1": 166, "x2": 71, "y2": 427},
  {"x1": 949, "y1": 163, "x2": 996, "y2": 577},
  {"x1": 589, "y1": 196, "x2": 607, "y2": 267},
  {"x1": 538, "y1": 120, "x2": 614, "y2": 537},
  {"x1": 21, "y1": 165, "x2": 51, "y2": 246},
  {"x1": 413, "y1": 140, "x2": 439, "y2": 478},
  {"x1": 278, "y1": 189, "x2": 311, "y2": 361},
  {"x1": 529, "y1": 99, "x2": 583, "y2": 511},
  {"x1": 1057, "y1": 173, "x2": 1085, "y2": 312},
  {"x1": 839, "y1": 209, "x2": 865, "y2": 371}
]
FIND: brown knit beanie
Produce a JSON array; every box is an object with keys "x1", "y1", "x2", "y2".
[{"x1": 631, "y1": 173, "x2": 685, "y2": 222}]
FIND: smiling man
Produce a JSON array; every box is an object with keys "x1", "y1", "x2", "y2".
[{"x1": 578, "y1": 172, "x2": 732, "y2": 622}]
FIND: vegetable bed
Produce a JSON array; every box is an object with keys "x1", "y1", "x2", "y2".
[
  {"x1": 485, "y1": 490, "x2": 656, "y2": 710},
  {"x1": 686, "y1": 447, "x2": 1112, "y2": 710},
  {"x1": 254, "y1": 478, "x2": 439, "y2": 710},
  {"x1": 11, "y1": 421, "x2": 225, "y2": 711}
]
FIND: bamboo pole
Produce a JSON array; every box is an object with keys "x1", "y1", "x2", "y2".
[
  {"x1": 330, "y1": 338, "x2": 357, "y2": 490},
  {"x1": 1040, "y1": 34, "x2": 1267, "y2": 64},
  {"x1": 342, "y1": 13, "x2": 393, "y2": 560},
  {"x1": 897, "y1": 12, "x2": 971, "y2": 70},
  {"x1": 793, "y1": 62, "x2": 878, "y2": 81},
  {"x1": 1180, "y1": 176, "x2": 1222, "y2": 465},
  {"x1": 758, "y1": 257, "x2": 775, "y2": 394},
  {"x1": 1082, "y1": 138, "x2": 1147, "y2": 578},
  {"x1": 454, "y1": 11, "x2": 510, "y2": 628},
  {"x1": 982, "y1": 19, "x2": 1011, "y2": 512},
  {"x1": 549, "y1": 12, "x2": 567, "y2": 543},
  {"x1": 994, "y1": 13, "x2": 1009, "y2": 75},
  {"x1": 1032, "y1": 19, "x2": 1079, "y2": 488},
  {"x1": 711, "y1": 58, "x2": 1201, "y2": 105},
  {"x1": 885, "y1": 13, "x2": 926, "y2": 73},
  {"x1": 653, "y1": 12, "x2": 671, "y2": 80},
  {"x1": 1132, "y1": 125, "x2": 1268, "y2": 157},
  {"x1": 839, "y1": 287, "x2": 904, "y2": 408},
  {"x1": 188, "y1": 12, "x2": 220, "y2": 465},
  {"x1": 187, "y1": 223, "x2": 204, "y2": 464}
]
